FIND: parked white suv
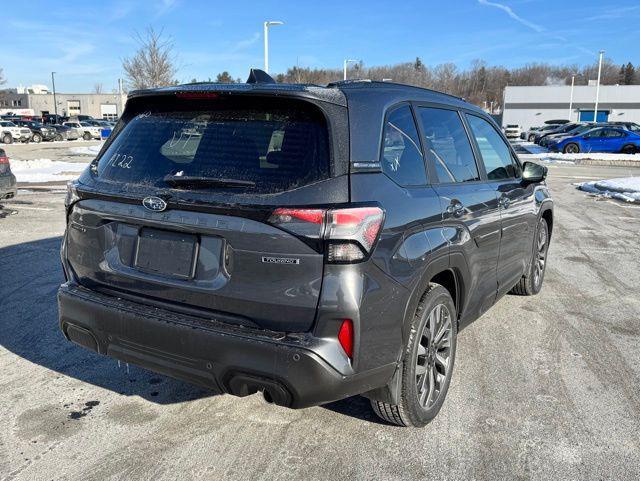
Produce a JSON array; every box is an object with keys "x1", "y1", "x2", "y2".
[
  {"x1": 0, "y1": 121, "x2": 32, "y2": 144},
  {"x1": 502, "y1": 124, "x2": 521, "y2": 140},
  {"x1": 63, "y1": 121, "x2": 102, "y2": 140}
]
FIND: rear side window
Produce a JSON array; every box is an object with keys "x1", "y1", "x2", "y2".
[
  {"x1": 417, "y1": 107, "x2": 479, "y2": 183},
  {"x1": 603, "y1": 129, "x2": 624, "y2": 137},
  {"x1": 466, "y1": 114, "x2": 519, "y2": 180},
  {"x1": 95, "y1": 97, "x2": 330, "y2": 194},
  {"x1": 380, "y1": 105, "x2": 427, "y2": 186}
]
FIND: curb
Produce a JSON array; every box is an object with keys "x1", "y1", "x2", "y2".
[{"x1": 574, "y1": 158, "x2": 640, "y2": 167}]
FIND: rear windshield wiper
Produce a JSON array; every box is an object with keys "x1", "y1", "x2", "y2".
[{"x1": 163, "y1": 175, "x2": 256, "y2": 189}]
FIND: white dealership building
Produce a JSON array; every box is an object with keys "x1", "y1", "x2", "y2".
[
  {"x1": 502, "y1": 85, "x2": 640, "y2": 130},
  {"x1": 1, "y1": 85, "x2": 126, "y2": 120}
]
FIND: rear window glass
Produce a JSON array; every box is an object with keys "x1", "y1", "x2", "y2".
[{"x1": 94, "y1": 97, "x2": 330, "y2": 194}]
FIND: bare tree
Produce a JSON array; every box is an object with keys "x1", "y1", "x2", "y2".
[
  {"x1": 0, "y1": 68, "x2": 7, "y2": 110},
  {"x1": 122, "y1": 27, "x2": 178, "y2": 90},
  {"x1": 93, "y1": 83, "x2": 103, "y2": 94}
]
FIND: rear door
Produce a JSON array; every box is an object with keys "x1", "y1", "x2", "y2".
[
  {"x1": 65, "y1": 95, "x2": 346, "y2": 332},
  {"x1": 601, "y1": 128, "x2": 626, "y2": 152},
  {"x1": 416, "y1": 106, "x2": 502, "y2": 320},
  {"x1": 464, "y1": 113, "x2": 536, "y2": 296}
]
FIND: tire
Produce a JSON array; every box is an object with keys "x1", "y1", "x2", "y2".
[
  {"x1": 563, "y1": 143, "x2": 579, "y2": 154},
  {"x1": 621, "y1": 144, "x2": 637, "y2": 154},
  {"x1": 2, "y1": 134, "x2": 13, "y2": 144},
  {"x1": 32, "y1": 133, "x2": 42, "y2": 143},
  {"x1": 528, "y1": 134, "x2": 536, "y2": 142},
  {"x1": 54, "y1": 134, "x2": 63, "y2": 141},
  {"x1": 83, "y1": 132, "x2": 92, "y2": 141},
  {"x1": 370, "y1": 284, "x2": 457, "y2": 427},
  {"x1": 510, "y1": 217, "x2": 549, "y2": 296}
]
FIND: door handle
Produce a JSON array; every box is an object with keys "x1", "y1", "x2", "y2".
[
  {"x1": 499, "y1": 196, "x2": 510, "y2": 209},
  {"x1": 446, "y1": 201, "x2": 465, "y2": 217}
]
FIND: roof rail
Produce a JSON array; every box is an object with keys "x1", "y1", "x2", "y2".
[
  {"x1": 246, "y1": 69, "x2": 276, "y2": 84},
  {"x1": 326, "y1": 79, "x2": 464, "y2": 100}
]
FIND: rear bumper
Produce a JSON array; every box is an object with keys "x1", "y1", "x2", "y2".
[{"x1": 57, "y1": 282, "x2": 395, "y2": 408}]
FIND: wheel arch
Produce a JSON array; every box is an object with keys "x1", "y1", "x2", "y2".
[
  {"x1": 363, "y1": 261, "x2": 466, "y2": 406},
  {"x1": 540, "y1": 205, "x2": 553, "y2": 239},
  {"x1": 621, "y1": 143, "x2": 637, "y2": 153}
]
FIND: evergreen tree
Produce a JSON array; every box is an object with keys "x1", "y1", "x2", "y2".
[
  {"x1": 215, "y1": 71, "x2": 235, "y2": 83},
  {"x1": 624, "y1": 62, "x2": 636, "y2": 85}
]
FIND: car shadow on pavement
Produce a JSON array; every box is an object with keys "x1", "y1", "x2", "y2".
[
  {"x1": 0, "y1": 236, "x2": 213, "y2": 405},
  {"x1": 321, "y1": 396, "x2": 391, "y2": 425}
]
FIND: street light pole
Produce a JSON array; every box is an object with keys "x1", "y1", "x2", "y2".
[
  {"x1": 343, "y1": 59, "x2": 358, "y2": 80},
  {"x1": 263, "y1": 21, "x2": 284, "y2": 73},
  {"x1": 51, "y1": 72, "x2": 58, "y2": 119},
  {"x1": 593, "y1": 50, "x2": 604, "y2": 123},
  {"x1": 568, "y1": 75, "x2": 575, "y2": 121}
]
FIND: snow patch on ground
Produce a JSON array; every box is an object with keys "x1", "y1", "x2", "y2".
[
  {"x1": 5, "y1": 139, "x2": 98, "y2": 147},
  {"x1": 68, "y1": 144, "x2": 102, "y2": 156},
  {"x1": 575, "y1": 176, "x2": 640, "y2": 203},
  {"x1": 10, "y1": 158, "x2": 89, "y2": 183},
  {"x1": 519, "y1": 154, "x2": 575, "y2": 164}
]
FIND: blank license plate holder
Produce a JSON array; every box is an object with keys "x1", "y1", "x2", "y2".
[{"x1": 134, "y1": 228, "x2": 198, "y2": 279}]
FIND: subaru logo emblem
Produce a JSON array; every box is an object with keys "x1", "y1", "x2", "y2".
[{"x1": 142, "y1": 196, "x2": 167, "y2": 212}]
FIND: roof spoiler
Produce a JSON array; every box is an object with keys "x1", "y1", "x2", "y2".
[{"x1": 246, "y1": 69, "x2": 276, "y2": 84}]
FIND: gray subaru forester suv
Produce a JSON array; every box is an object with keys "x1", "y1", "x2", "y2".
[{"x1": 58, "y1": 70, "x2": 553, "y2": 427}]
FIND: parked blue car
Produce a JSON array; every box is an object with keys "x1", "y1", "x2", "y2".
[{"x1": 549, "y1": 127, "x2": 640, "y2": 154}]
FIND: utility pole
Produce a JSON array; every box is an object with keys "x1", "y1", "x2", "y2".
[
  {"x1": 593, "y1": 50, "x2": 604, "y2": 123},
  {"x1": 568, "y1": 75, "x2": 575, "y2": 121},
  {"x1": 51, "y1": 72, "x2": 57, "y2": 119},
  {"x1": 263, "y1": 21, "x2": 284, "y2": 73},
  {"x1": 343, "y1": 59, "x2": 358, "y2": 81},
  {"x1": 118, "y1": 78, "x2": 124, "y2": 117}
]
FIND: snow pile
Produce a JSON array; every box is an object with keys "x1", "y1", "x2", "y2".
[
  {"x1": 535, "y1": 152, "x2": 640, "y2": 162},
  {"x1": 9, "y1": 158, "x2": 89, "y2": 183},
  {"x1": 575, "y1": 176, "x2": 640, "y2": 203},
  {"x1": 69, "y1": 144, "x2": 103, "y2": 156},
  {"x1": 519, "y1": 154, "x2": 575, "y2": 164}
]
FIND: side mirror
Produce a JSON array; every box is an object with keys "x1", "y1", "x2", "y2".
[{"x1": 522, "y1": 161, "x2": 547, "y2": 183}]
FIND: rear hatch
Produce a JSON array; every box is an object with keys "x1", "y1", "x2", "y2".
[{"x1": 65, "y1": 91, "x2": 349, "y2": 332}]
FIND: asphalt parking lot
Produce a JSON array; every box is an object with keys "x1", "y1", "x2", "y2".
[{"x1": 1, "y1": 163, "x2": 639, "y2": 481}]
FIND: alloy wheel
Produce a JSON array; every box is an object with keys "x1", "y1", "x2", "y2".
[
  {"x1": 565, "y1": 144, "x2": 579, "y2": 154},
  {"x1": 533, "y1": 222, "x2": 548, "y2": 288},
  {"x1": 415, "y1": 303, "x2": 453, "y2": 409}
]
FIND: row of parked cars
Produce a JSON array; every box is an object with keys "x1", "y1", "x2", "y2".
[
  {"x1": 523, "y1": 120, "x2": 640, "y2": 154},
  {"x1": 0, "y1": 116, "x2": 115, "y2": 144}
]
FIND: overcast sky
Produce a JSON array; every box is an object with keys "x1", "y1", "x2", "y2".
[{"x1": 3, "y1": 0, "x2": 639, "y2": 92}]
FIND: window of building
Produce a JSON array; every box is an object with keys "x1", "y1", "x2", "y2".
[
  {"x1": 418, "y1": 107, "x2": 479, "y2": 183},
  {"x1": 380, "y1": 105, "x2": 427, "y2": 186},
  {"x1": 67, "y1": 100, "x2": 81, "y2": 116}
]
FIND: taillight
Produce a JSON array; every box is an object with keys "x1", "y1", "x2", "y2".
[
  {"x1": 0, "y1": 156, "x2": 9, "y2": 165},
  {"x1": 338, "y1": 319, "x2": 354, "y2": 359},
  {"x1": 269, "y1": 208, "x2": 326, "y2": 238},
  {"x1": 268, "y1": 206, "x2": 384, "y2": 263},
  {"x1": 325, "y1": 207, "x2": 384, "y2": 262}
]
